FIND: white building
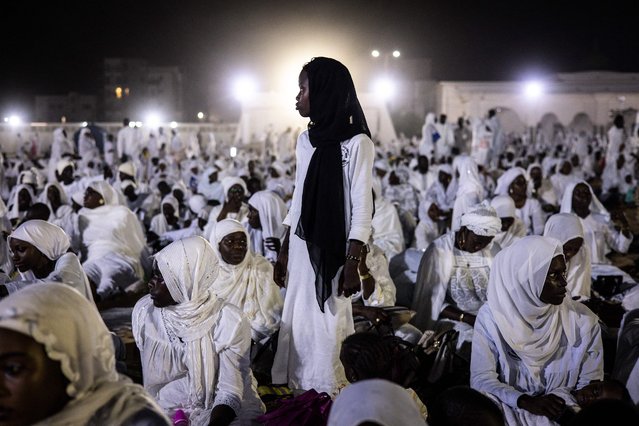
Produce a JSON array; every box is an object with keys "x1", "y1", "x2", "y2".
[{"x1": 437, "y1": 71, "x2": 639, "y2": 133}]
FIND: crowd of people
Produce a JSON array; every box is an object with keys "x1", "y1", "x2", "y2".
[{"x1": 1, "y1": 56, "x2": 639, "y2": 425}]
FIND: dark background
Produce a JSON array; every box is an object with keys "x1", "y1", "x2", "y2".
[{"x1": 3, "y1": 0, "x2": 638, "y2": 118}]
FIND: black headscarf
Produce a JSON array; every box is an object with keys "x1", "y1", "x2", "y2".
[{"x1": 295, "y1": 57, "x2": 371, "y2": 312}]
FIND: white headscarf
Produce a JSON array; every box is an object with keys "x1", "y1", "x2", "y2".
[
  {"x1": 8, "y1": 184, "x2": 35, "y2": 221},
  {"x1": 188, "y1": 194, "x2": 208, "y2": 215},
  {"x1": 327, "y1": 379, "x2": 425, "y2": 426},
  {"x1": 161, "y1": 194, "x2": 179, "y2": 218},
  {"x1": 247, "y1": 190, "x2": 287, "y2": 241},
  {"x1": 0, "y1": 284, "x2": 166, "y2": 426},
  {"x1": 490, "y1": 195, "x2": 516, "y2": 218},
  {"x1": 494, "y1": 167, "x2": 528, "y2": 196},
  {"x1": 9, "y1": 220, "x2": 70, "y2": 260},
  {"x1": 118, "y1": 161, "x2": 136, "y2": 177},
  {"x1": 221, "y1": 176, "x2": 247, "y2": 201},
  {"x1": 487, "y1": 236, "x2": 596, "y2": 382},
  {"x1": 40, "y1": 182, "x2": 69, "y2": 206},
  {"x1": 543, "y1": 213, "x2": 592, "y2": 299},
  {"x1": 460, "y1": 201, "x2": 501, "y2": 237},
  {"x1": 559, "y1": 180, "x2": 609, "y2": 219},
  {"x1": 211, "y1": 219, "x2": 283, "y2": 341},
  {"x1": 56, "y1": 158, "x2": 75, "y2": 176},
  {"x1": 154, "y1": 236, "x2": 224, "y2": 411},
  {"x1": 87, "y1": 180, "x2": 119, "y2": 206},
  {"x1": 454, "y1": 155, "x2": 485, "y2": 199}
]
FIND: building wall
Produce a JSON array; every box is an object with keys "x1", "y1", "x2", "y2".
[
  {"x1": 34, "y1": 93, "x2": 97, "y2": 122},
  {"x1": 437, "y1": 72, "x2": 639, "y2": 128},
  {"x1": 102, "y1": 58, "x2": 183, "y2": 122}
]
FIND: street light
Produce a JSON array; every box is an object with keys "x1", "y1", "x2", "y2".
[
  {"x1": 371, "y1": 49, "x2": 401, "y2": 72},
  {"x1": 197, "y1": 111, "x2": 205, "y2": 120}
]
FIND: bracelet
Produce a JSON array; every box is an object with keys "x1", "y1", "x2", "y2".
[
  {"x1": 458, "y1": 312, "x2": 465, "y2": 322},
  {"x1": 359, "y1": 273, "x2": 372, "y2": 281},
  {"x1": 345, "y1": 254, "x2": 361, "y2": 262}
]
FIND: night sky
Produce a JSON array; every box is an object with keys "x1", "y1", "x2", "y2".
[{"x1": 3, "y1": 0, "x2": 639, "y2": 119}]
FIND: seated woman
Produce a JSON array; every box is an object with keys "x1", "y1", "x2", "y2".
[
  {"x1": 424, "y1": 164, "x2": 456, "y2": 216},
  {"x1": 204, "y1": 177, "x2": 250, "y2": 241},
  {"x1": 414, "y1": 199, "x2": 443, "y2": 251},
  {"x1": 490, "y1": 194, "x2": 526, "y2": 250},
  {"x1": 132, "y1": 236, "x2": 264, "y2": 425},
  {"x1": 371, "y1": 180, "x2": 405, "y2": 261},
  {"x1": 471, "y1": 236, "x2": 603, "y2": 425},
  {"x1": 543, "y1": 213, "x2": 592, "y2": 301},
  {"x1": 411, "y1": 202, "x2": 501, "y2": 351},
  {"x1": 528, "y1": 163, "x2": 558, "y2": 210},
  {"x1": 148, "y1": 194, "x2": 182, "y2": 249},
  {"x1": 494, "y1": 167, "x2": 545, "y2": 235},
  {"x1": 451, "y1": 156, "x2": 484, "y2": 232},
  {"x1": 0, "y1": 283, "x2": 170, "y2": 425},
  {"x1": 247, "y1": 190, "x2": 288, "y2": 264},
  {"x1": 6, "y1": 219, "x2": 94, "y2": 301},
  {"x1": 78, "y1": 180, "x2": 148, "y2": 299},
  {"x1": 383, "y1": 167, "x2": 419, "y2": 246},
  {"x1": 39, "y1": 181, "x2": 75, "y2": 237},
  {"x1": 7, "y1": 183, "x2": 35, "y2": 227},
  {"x1": 560, "y1": 180, "x2": 632, "y2": 265},
  {"x1": 212, "y1": 219, "x2": 283, "y2": 343}
]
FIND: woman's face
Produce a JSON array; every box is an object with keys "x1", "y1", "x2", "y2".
[
  {"x1": 148, "y1": 265, "x2": 176, "y2": 308},
  {"x1": 47, "y1": 186, "x2": 61, "y2": 206},
  {"x1": 9, "y1": 239, "x2": 47, "y2": 273},
  {"x1": 0, "y1": 328, "x2": 70, "y2": 426},
  {"x1": 17, "y1": 189, "x2": 31, "y2": 212},
  {"x1": 296, "y1": 70, "x2": 310, "y2": 118},
  {"x1": 162, "y1": 203, "x2": 176, "y2": 223},
  {"x1": 172, "y1": 189, "x2": 184, "y2": 203},
  {"x1": 218, "y1": 231, "x2": 248, "y2": 265},
  {"x1": 500, "y1": 217, "x2": 515, "y2": 232},
  {"x1": 226, "y1": 184, "x2": 245, "y2": 205},
  {"x1": 83, "y1": 187, "x2": 103, "y2": 209},
  {"x1": 458, "y1": 227, "x2": 494, "y2": 253},
  {"x1": 572, "y1": 183, "x2": 592, "y2": 218},
  {"x1": 247, "y1": 205, "x2": 261, "y2": 229},
  {"x1": 540, "y1": 255, "x2": 567, "y2": 305},
  {"x1": 563, "y1": 237, "x2": 583, "y2": 262},
  {"x1": 427, "y1": 203, "x2": 441, "y2": 222},
  {"x1": 438, "y1": 171, "x2": 452, "y2": 188},
  {"x1": 508, "y1": 175, "x2": 528, "y2": 204}
]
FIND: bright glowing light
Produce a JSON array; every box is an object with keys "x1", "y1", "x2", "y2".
[
  {"x1": 3, "y1": 117, "x2": 8, "y2": 123},
  {"x1": 169, "y1": 121, "x2": 178, "y2": 129},
  {"x1": 128, "y1": 121, "x2": 136, "y2": 128},
  {"x1": 524, "y1": 81, "x2": 543, "y2": 99},
  {"x1": 135, "y1": 121, "x2": 142, "y2": 127},
  {"x1": 373, "y1": 77, "x2": 396, "y2": 101},
  {"x1": 145, "y1": 113, "x2": 161, "y2": 128},
  {"x1": 371, "y1": 50, "x2": 380, "y2": 58},
  {"x1": 81, "y1": 121, "x2": 88, "y2": 127},
  {"x1": 392, "y1": 50, "x2": 401, "y2": 58},
  {"x1": 232, "y1": 76, "x2": 257, "y2": 102},
  {"x1": 197, "y1": 112, "x2": 204, "y2": 120},
  {"x1": 8, "y1": 115, "x2": 22, "y2": 126},
  {"x1": 230, "y1": 146, "x2": 237, "y2": 158}
]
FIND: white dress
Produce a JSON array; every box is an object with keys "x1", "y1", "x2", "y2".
[
  {"x1": 471, "y1": 304, "x2": 603, "y2": 426},
  {"x1": 132, "y1": 295, "x2": 264, "y2": 425},
  {"x1": 271, "y1": 131, "x2": 374, "y2": 394}
]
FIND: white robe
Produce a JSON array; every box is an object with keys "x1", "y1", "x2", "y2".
[
  {"x1": 471, "y1": 304, "x2": 603, "y2": 425},
  {"x1": 272, "y1": 131, "x2": 374, "y2": 394},
  {"x1": 132, "y1": 296, "x2": 264, "y2": 425}
]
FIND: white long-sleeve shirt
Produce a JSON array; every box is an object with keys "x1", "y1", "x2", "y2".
[{"x1": 471, "y1": 304, "x2": 603, "y2": 425}]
